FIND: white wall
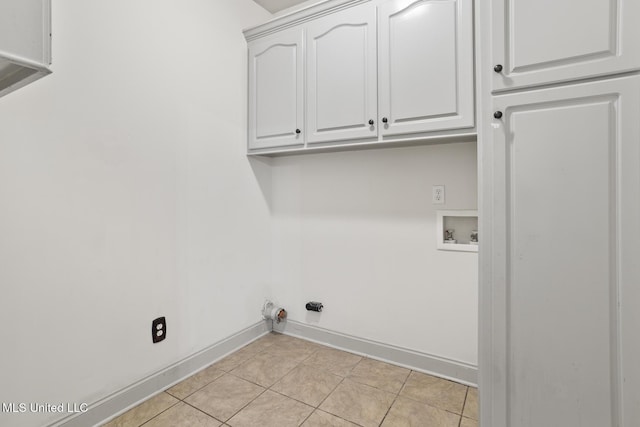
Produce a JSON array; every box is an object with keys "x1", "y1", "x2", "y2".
[
  {"x1": 0, "y1": 1, "x2": 271, "y2": 426},
  {"x1": 271, "y1": 142, "x2": 478, "y2": 365}
]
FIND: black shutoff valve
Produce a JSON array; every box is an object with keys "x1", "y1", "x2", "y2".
[{"x1": 305, "y1": 301, "x2": 323, "y2": 312}]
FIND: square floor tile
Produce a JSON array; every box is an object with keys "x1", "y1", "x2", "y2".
[
  {"x1": 185, "y1": 374, "x2": 264, "y2": 422},
  {"x1": 102, "y1": 392, "x2": 178, "y2": 427},
  {"x1": 243, "y1": 334, "x2": 281, "y2": 352},
  {"x1": 319, "y1": 379, "x2": 395, "y2": 427},
  {"x1": 348, "y1": 358, "x2": 410, "y2": 394},
  {"x1": 301, "y1": 410, "x2": 359, "y2": 427},
  {"x1": 227, "y1": 390, "x2": 313, "y2": 427},
  {"x1": 213, "y1": 346, "x2": 261, "y2": 372},
  {"x1": 400, "y1": 372, "x2": 467, "y2": 414},
  {"x1": 381, "y1": 396, "x2": 460, "y2": 427},
  {"x1": 463, "y1": 387, "x2": 478, "y2": 420},
  {"x1": 144, "y1": 402, "x2": 221, "y2": 427},
  {"x1": 231, "y1": 351, "x2": 300, "y2": 388},
  {"x1": 272, "y1": 365, "x2": 342, "y2": 407},
  {"x1": 461, "y1": 417, "x2": 479, "y2": 427},
  {"x1": 303, "y1": 347, "x2": 362, "y2": 377},
  {"x1": 212, "y1": 335, "x2": 280, "y2": 373},
  {"x1": 166, "y1": 365, "x2": 225, "y2": 399},
  {"x1": 264, "y1": 336, "x2": 321, "y2": 363}
]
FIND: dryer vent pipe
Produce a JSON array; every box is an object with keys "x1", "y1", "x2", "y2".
[{"x1": 262, "y1": 300, "x2": 286, "y2": 324}]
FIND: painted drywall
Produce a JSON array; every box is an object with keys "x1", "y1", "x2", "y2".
[
  {"x1": 0, "y1": 1, "x2": 272, "y2": 426},
  {"x1": 270, "y1": 142, "x2": 478, "y2": 365}
]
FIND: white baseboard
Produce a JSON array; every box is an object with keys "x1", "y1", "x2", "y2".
[
  {"x1": 273, "y1": 320, "x2": 478, "y2": 386},
  {"x1": 50, "y1": 320, "x2": 270, "y2": 427}
]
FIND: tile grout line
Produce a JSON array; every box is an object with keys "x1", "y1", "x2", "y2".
[
  {"x1": 313, "y1": 376, "x2": 346, "y2": 415},
  {"x1": 400, "y1": 370, "x2": 470, "y2": 419},
  {"x1": 222, "y1": 387, "x2": 270, "y2": 424},
  {"x1": 459, "y1": 386, "x2": 469, "y2": 427},
  {"x1": 267, "y1": 344, "x2": 330, "y2": 426},
  {"x1": 296, "y1": 407, "x2": 315, "y2": 426},
  {"x1": 165, "y1": 368, "x2": 226, "y2": 401},
  {"x1": 107, "y1": 335, "x2": 306, "y2": 426},
  {"x1": 378, "y1": 393, "x2": 399, "y2": 426},
  {"x1": 180, "y1": 400, "x2": 226, "y2": 425},
  {"x1": 226, "y1": 344, "x2": 318, "y2": 390},
  {"x1": 135, "y1": 396, "x2": 181, "y2": 427},
  {"x1": 170, "y1": 367, "x2": 238, "y2": 426},
  {"x1": 167, "y1": 334, "x2": 296, "y2": 426},
  {"x1": 167, "y1": 339, "x2": 272, "y2": 403},
  {"x1": 222, "y1": 337, "x2": 322, "y2": 426},
  {"x1": 377, "y1": 367, "x2": 412, "y2": 426},
  {"x1": 460, "y1": 386, "x2": 470, "y2": 427}
]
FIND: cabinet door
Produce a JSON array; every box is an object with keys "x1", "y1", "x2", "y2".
[
  {"x1": 306, "y1": 4, "x2": 377, "y2": 144},
  {"x1": 484, "y1": 75, "x2": 640, "y2": 426},
  {"x1": 248, "y1": 28, "x2": 304, "y2": 150},
  {"x1": 491, "y1": 0, "x2": 640, "y2": 92},
  {"x1": 378, "y1": 0, "x2": 474, "y2": 137}
]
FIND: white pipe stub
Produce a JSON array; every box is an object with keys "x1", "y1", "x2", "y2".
[{"x1": 262, "y1": 300, "x2": 286, "y2": 323}]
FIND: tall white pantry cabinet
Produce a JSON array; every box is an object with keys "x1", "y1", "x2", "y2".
[
  {"x1": 244, "y1": 0, "x2": 474, "y2": 154},
  {"x1": 479, "y1": 1, "x2": 640, "y2": 426}
]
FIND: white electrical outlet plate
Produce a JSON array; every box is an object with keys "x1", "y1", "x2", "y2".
[{"x1": 432, "y1": 185, "x2": 445, "y2": 204}]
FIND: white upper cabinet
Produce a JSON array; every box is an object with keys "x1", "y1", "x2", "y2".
[
  {"x1": 306, "y1": 4, "x2": 377, "y2": 144},
  {"x1": 248, "y1": 27, "x2": 304, "y2": 150},
  {"x1": 378, "y1": 0, "x2": 474, "y2": 136},
  {"x1": 244, "y1": 0, "x2": 476, "y2": 154},
  {"x1": 0, "y1": 0, "x2": 52, "y2": 98},
  {"x1": 491, "y1": 0, "x2": 640, "y2": 92}
]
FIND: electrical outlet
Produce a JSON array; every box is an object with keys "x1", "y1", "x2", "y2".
[
  {"x1": 432, "y1": 185, "x2": 445, "y2": 204},
  {"x1": 152, "y1": 317, "x2": 166, "y2": 343}
]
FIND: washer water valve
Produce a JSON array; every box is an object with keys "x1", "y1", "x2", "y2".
[
  {"x1": 305, "y1": 301, "x2": 323, "y2": 312},
  {"x1": 262, "y1": 300, "x2": 287, "y2": 323}
]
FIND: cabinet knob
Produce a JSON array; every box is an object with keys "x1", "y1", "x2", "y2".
[
  {"x1": 493, "y1": 111, "x2": 503, "y2": 119},
  {"x1": 295, "y1": 129, "x2": 301, "y2": 134},
  {"x1": 382, "y1": 117, "x2": 388, "y2": 123},
  {"x1": 494, "y1": 64, "x2": 503, "y2": 73},
  {"x1": 368, "y1": 119, "x2": 374, "y2": 125}
]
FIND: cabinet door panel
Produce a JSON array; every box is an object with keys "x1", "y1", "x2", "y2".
[
  {"x1": 486, "y1": 75, "x2": 640, "y2": 426},
  {"x1": 306, "y1": 4, "x2": 377, "y2": 143},
  {"x1": 248, "y1": 28, "x2": 304, "y2": 150},
  {"x1": 492, "y1": 0, "x2": 640, "y2": 91},
  {"x1": 379, "y1": 0, "x2": 474, "y2": 136}
]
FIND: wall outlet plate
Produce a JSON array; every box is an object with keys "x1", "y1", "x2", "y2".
[
  {"x1": 152, "y1": 317, "x2": 166, "y2": 343},
  {"x1": 433, "y1": 185, "x2": 445, "y2": 204}
]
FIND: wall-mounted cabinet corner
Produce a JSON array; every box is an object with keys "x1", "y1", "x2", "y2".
[
  {"x1": 437, "y1": 210, "x2": 478, "y2": 252},
  {"x1": 0, "y1": 0, "x2": 52, "y2": 99}
]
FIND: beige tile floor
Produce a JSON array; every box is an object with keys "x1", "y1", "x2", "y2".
[{"x1": 102, "y1": 333, "x2": 478, "y2": 427}]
